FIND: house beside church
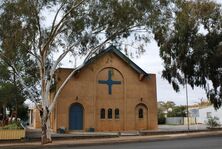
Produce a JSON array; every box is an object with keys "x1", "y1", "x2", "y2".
[
  {"x1": 193, "y1": 105, "x2": 222, "y2": 124},
  {"x1": 30, "y1": 46, "x2": 157, "y2": 132}
]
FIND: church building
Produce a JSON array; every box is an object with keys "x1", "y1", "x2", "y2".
[{"x1": 32, "y1": 46, "x2": 158, "y2": 132}]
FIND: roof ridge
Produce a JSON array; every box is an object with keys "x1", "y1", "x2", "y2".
[
  {"x1": 57, "y1": 46, "x2": 150, "y2": 77},
  {"x1": 83, "y1": 45, "x2": 148, "y2": 76}
]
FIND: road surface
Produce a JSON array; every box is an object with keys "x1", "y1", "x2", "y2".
[{"x1": 56, "y1": 135, "x2": 222, "y2": 149}]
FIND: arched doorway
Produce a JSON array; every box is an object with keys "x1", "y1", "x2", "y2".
[
  {"x1": 135, "y1": 103, "x2": 148, "y2": 130},
  {"x1": 69, "y1": 103, "x2": 84, "y2": 130}
]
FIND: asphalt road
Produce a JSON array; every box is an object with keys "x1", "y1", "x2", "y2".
[{"x1": 57, "y1": 136, "x2": 222, "y2": 149}]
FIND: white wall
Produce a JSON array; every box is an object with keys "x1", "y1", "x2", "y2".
[{"x1": 198, "y1": 106, "x2": 222, "y2": 124}]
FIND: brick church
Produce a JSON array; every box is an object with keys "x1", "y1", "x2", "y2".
[{"x1": 30, "y1": 46, "x2": 157, "y2": 132}]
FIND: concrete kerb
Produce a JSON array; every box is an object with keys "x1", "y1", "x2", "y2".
[{"x1": 1, "y1": 130, "x2": 222, "y2": 149}]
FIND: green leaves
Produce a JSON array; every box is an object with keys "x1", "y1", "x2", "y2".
[{"x1": 155, "y1": 0, "x2": 222, "y2": 109}]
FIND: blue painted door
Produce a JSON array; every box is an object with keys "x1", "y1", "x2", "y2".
[{"x1": 69, "y1": 103, "x2": 83, "y2": 130}]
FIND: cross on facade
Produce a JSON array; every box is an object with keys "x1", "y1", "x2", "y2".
[{"x1": 98, "y1": 70, "x2": 121, "y2": 95}]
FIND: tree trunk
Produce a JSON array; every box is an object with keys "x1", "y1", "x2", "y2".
[
  {"x1": 41, "y1": 108, "x2": 52, "y2": 144},
  {"x1": 13, "y1": 71, "x2": 18, "y2": 121}
]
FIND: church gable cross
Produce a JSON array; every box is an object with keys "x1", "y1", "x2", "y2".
[{"x1": 98, "y1": 70, "x2": 121, "y2": 95}]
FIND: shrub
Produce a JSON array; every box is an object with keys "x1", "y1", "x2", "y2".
[
  {"x1": 207, "y1": 116, "x2": 220, "y2": 128},
  {"x1": 1, "y1": 122, "x2": 23, "y2": 130},
  {"x1": 158, "y1": 113, "x2": 166, "y2": 124}
]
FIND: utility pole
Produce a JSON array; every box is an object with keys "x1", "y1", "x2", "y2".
[{"x1": 185, "y1": 79, "x2": 190, "y2": 131}]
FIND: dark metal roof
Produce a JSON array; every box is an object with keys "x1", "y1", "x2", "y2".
[{"x1": 77, "y1": 45, "x2": 148, "y2": 76}]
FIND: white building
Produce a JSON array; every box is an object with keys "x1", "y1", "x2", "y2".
[{"x1": 198, "y1": 106, "x2": 222, "y2": 124}]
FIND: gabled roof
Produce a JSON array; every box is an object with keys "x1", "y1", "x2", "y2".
[{"x1": 76, "y1": 45, "x2": 149, "y2": 77}]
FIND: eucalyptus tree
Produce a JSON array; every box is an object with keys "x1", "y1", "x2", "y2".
[
  {"x1": 154, "y1": 0, "x2": 222, "y2": 109},
  {"x1": 0, "y1": 0, "x2": 175, "y2": 144}
]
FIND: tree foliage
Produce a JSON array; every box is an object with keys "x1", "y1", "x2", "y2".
[
  {"x1": 167, "y1": 106, "x2": 186, "y2": 117},
  {"x1": 158, "y1": 101, "x2": 186, "y2": 124},
  {"x1": 158, "y1": 101, "x2": 176, "y2": 112},
  {"x1": 0, "y1": 60, "x2": 29, "y2": 122},
  {"x1": 154, "y1": 0, "x2": 222, "y2": 109},
  {"x1": 157, "y1": 101, "x2": 176, "y2": 124}
]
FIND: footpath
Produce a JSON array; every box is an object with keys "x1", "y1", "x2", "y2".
[{"x1": 0, "y1": 125, "x2": 222, "y2": 148}]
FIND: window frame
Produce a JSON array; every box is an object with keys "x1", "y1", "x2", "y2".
[
  {"x1": 115, "y1": 108, "x2": 120, "y2": 119},
  {"x1": 100, "y1": 108, "x2": 106, "y2": 119},
  {"x1": 108, "y1": 108, "x2": 112, "y2": 119},
  {"x1": 206, "y1": 112, "x2": 212, "y2": 118},
  {"x1": 138, "y1": 108, "x2": 144, "y2": 118}
]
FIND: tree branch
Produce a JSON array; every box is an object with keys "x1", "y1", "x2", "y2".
[
  {"x1": 49, "y1": 68, "x2": 77, "y2": 112},
  {"x1": 13, "y1": 65, "x2": 41, "y2": 110},
  {"x1": 49, "y1": 3, "x2": 65, "y2": 38},
  {"x1": 85, "y1": 28, "x2": 130, "y2": 62},
  {"x1": 50, "y1": 45, "x2": 75, "y2": 78},
  {"x1": 41, "y1": 0, "x2": 86, "y2": 55},
  {"x1": 45, "y1": 45, "x2": 75, "y2": 98}
]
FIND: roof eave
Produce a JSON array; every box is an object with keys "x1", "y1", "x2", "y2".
[{"x1": 73, "y1": 46, "x2": 150, "y2": 77}]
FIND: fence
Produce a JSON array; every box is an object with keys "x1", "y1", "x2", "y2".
[
  {"x1": 0, "y1": 129, "x2": 25, "y2": 140},
  {"x1": 166, "y1": 117, "x2": 197, "y2": 125}
]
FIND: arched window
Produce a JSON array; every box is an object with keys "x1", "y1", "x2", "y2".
[
  {"x1": 115, "y1": 108, "x2": 120, "y2": 119},
  {"x1": 139, "y1": 108, "x2": 143, "y2": 118},
  {"x1": 100, "y1": 108, "x2": 105, "y2": 119},
  {"x1": 108, "y1": 108, "x2": 112, "y2": 119}
]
